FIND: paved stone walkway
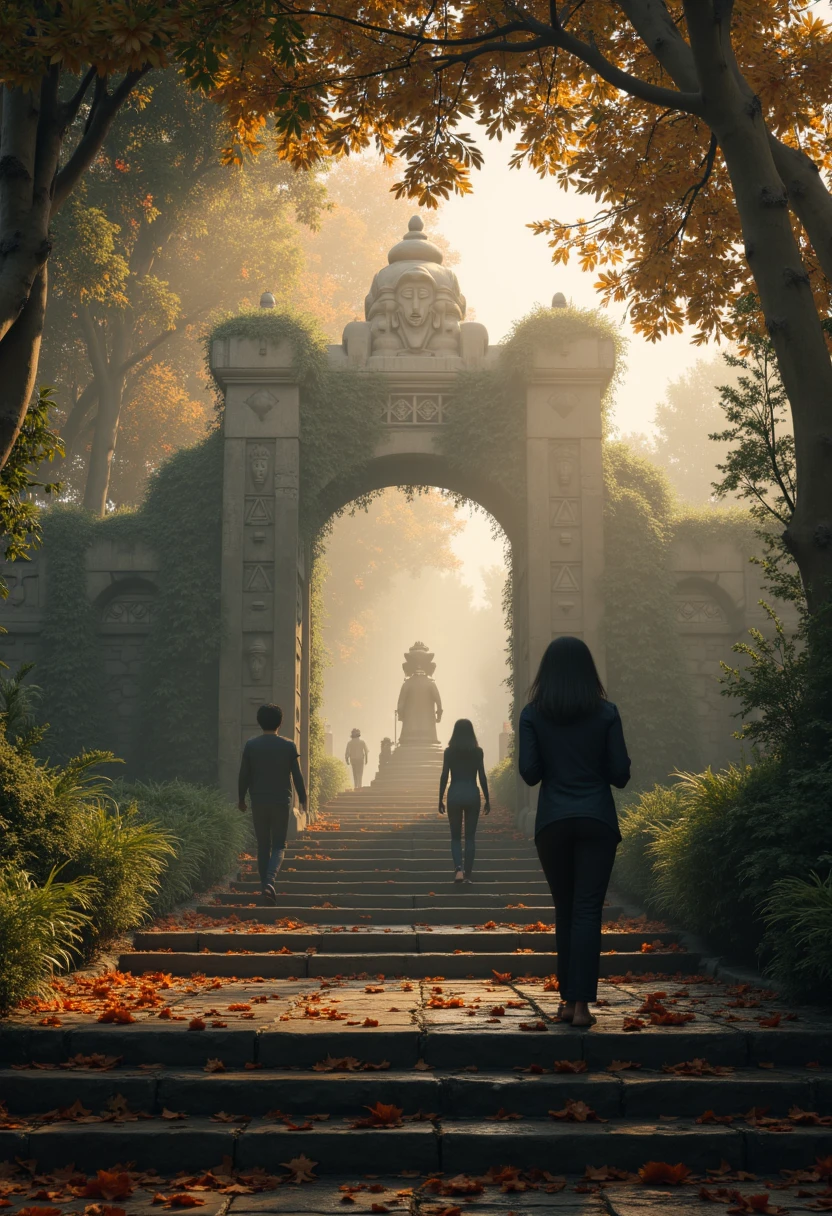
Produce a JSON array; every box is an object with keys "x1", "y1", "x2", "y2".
[{"x1": 2, "y1": 791, "x2": 831, "y2": 1212}]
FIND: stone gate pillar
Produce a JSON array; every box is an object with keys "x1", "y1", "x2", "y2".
[
  {"x1": 524, "y1": 319, "x2": 616, "y2": 682},
  {"x1": 210, "y1": 333, "x2": 304, "y2": 799}
]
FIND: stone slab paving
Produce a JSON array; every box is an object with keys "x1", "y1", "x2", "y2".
[{"x1": 2, "y1": 793, "x2": 832, "y2": 1208}]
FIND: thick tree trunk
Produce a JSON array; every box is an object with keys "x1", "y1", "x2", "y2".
[
  {"x1": 83, "y1": 380, "x2": 123, "y2": 515},
  {"x1": 684, "y1": 8, "x2": 832, "y2": 610},
  {"x1": 80, "y1": 311, "x2": 127, "y2": 516},
  {"x1": 0, "y1": 71, "x2": 144, "y2": 476},
  {"x1": 0, "y1": 263, "x2": 47, "y2": 461}
]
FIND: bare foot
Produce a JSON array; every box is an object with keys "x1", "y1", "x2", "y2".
[
  {"x1": 571, "y1": 1001, "x2": 595, "y2": 1027},
  {"x1": 558, "y1": 1001, "x2": 575, "y2": 1022}
]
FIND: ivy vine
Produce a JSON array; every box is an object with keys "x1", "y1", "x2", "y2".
[
  {"x1": 36, "y1": 311, "x2": 385, "y2": 784},
  {"x1": 31, "y1": 304, "x2": 751, "y2": 795}
]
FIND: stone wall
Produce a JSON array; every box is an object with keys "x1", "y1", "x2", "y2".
[
  {"x1": 0, "y1": 525, "x2": 793, "y2": 777},
  {"x1": 0, "y1": 539, "x2": 158, "y2": 768},
  {"x1": 669, "y1": 534, "x2": 800, "y2": 771}
]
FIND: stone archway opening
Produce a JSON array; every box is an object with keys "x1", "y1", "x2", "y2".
[{"x1": 316, "y1": 483, "x2": 514, "y2": 792}]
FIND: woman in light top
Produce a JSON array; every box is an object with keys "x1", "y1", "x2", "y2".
[
  {"x1": 519, "y1": 637, "x2": 631, "y2": 1027},
  {"x1": 438, "y1": 718, "x2": 490, "y2": 884}
]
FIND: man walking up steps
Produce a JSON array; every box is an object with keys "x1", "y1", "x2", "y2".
[
  {"x1": 345, "y1": 727, "x2": 369, "y2": 789},
  {"x1": 238, "y1": 703, "x2": 307, "y2": 903}
]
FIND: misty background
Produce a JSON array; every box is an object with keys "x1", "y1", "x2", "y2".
[{"x1": 43, "y1": 87, "x2": 746, "y2": 777}]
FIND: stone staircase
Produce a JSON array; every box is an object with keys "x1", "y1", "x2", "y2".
[{"x1": 1, "y1": 791, "x2": 831, "y2": 1188}]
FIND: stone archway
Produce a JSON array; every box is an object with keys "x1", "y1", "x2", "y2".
[{"x1": 210, "y1": 217, "x2": 615, "y2": 797}]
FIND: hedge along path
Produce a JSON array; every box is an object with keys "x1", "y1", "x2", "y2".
[{"x1": 1, "y1": 784, "x2": 832, "y2": 1196}]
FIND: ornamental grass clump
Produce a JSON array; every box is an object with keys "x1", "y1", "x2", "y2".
[
  {"x1": 115, "y1": 779, "x2": 247, "y2": 915},
  {"x1": 0, "y1": 865, "x2": 95, "y2": 1014},
  {"x1": 763, "y1": 871, "x2": 832, "y2": 1000},
  {"x1": 648, "y1": 764, "x2": 754, "y2": 942},
  {"x1": 614, "y1": 784, "x2": 685, "y2": 911}
]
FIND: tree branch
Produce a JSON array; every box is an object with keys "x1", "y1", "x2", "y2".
[
  {"x1": 52, "y1": 67, "x2": 149, "y2": 213},
  {"x1": 663, "y1": 131, "x2": 718, "y2": 246},
  {"x1": 61, "y1": 66, "x2": 98, "y2": 128}
]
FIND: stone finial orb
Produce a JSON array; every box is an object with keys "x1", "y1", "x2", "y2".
[
  {"x1": 387, "y1": 214, "x2": 444, "y2": 265},
  {"x1": 551, "y1": 291, "x2": 568, "y2": 309},
  {"x1": 259, "y1": 290, "x2": 276, "y2": 309}
]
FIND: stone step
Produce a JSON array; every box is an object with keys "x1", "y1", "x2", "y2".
[
  {"x1": 132, "y1": 930, "x2": 683, "y2": 954},
  {"x1": 4, "y1": 1011, "x2": 825, "y2": 1071},
  {"x1": 210, "y1": 893, "x2": 555, "y2": 909},
  {"x1": 2, "y1": 1065, "x2": 828, "y2": 1118},
  {"x1": 243, "y1": 861, "x2": 543, "y2": 874},
  {"x1": 228, "y1": 880, "x2": 553, "y2": 896},
  {"x1": 116, "y1": 950, "x2": 701, "y2": 979},
  {"x1": 2, "y1": 1114, "x2": 829, "y2": 1175},
  {"x1": 193, "y1": 904, "x2": 625, "y2": 924}
]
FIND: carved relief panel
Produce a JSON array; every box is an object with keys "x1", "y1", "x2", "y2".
[
  {"x1": 548, "y1": 442, "x2": 583, "y2": 631},
  {"x1": 243, "y1": 438, "x2": 276, "y2": 674}
]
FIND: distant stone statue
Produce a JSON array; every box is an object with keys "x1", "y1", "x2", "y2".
[
  {"x1": 396, "y1": 641, "x2": 443, "y2": 745},
  {"x1": 365, "y1": 217, "x2": 466, "y2": 357}
]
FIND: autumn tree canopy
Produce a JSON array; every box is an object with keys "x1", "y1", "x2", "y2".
[
  {"x1": 0, "y1": 0, "x2": 308, "y2": 474},
  {"x1": 3, "y1": 1, "x2": 832, "y2": 610},
  {"x1": 224, "y1": 0, "x2": 832, "y2": 611}
]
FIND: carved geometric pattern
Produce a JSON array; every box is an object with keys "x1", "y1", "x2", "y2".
[
  {"x1": 551, "y1": 563, "x2": 581, "y2": 591},
  {"x1": 244, "y1": 564, "x2": 274, "y2": 592},
  {"x1": 102, "y1": 598, "x2": 154, "y2": 626},
  {"x1": 548, "y1": 390, "x2": 580, "y2": 418},
  {"x1": 675, "y1": 598, "x2": 727, "y2": 624},
  {"x1": 245, "y1": 388, "x2": 278, "y2": 421},
  {"x1": 382, "y1": 394, "x2": 447, "y2": 424},
  {"x1": 550, "y1": 498, "x2": 580, "y2": 526},
  {"x1": 245, "y1": 496, "x2": 274, "y2": 524}
]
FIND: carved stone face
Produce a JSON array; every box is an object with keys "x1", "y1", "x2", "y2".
[
  {"x1": 394, "y1": 275, "x2": 437, "y2": 351},
  {"x1": 396, "y1": 278, "x2": 435, "y2": 328},
  {"x1": 250, "y1": 446, "x2": 270, "y2": 488}
]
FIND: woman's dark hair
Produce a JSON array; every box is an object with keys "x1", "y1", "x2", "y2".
[
  {"x1": 528, "y1": 636, "x2": 606, "y2": 723},
  {"x1": 448, "y1": 718, "x2": 479, "y2": 749}
]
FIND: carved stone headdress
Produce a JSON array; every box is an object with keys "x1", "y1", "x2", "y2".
[
  {"x1": 402, "y1": 640, "x2": 436, "y2": 677},
  {"x1": 365, "y1": 217, "x2": 466, "y2": 356}
]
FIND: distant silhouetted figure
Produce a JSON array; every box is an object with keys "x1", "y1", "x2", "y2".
[
  {"x1": 345, "y1": 728, "x2": 369, "y2": 789},
  {"x1": 238, "y1": 704, "x2": 307, "y2": 904},
  {"x1": 519, "y1": 636, "x2": 630, "y2": 1028},
  {"x1": 438, "y1": 718, "x2": 490, "y2": 883}
]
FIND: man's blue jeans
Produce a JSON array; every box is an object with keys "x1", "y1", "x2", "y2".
[{"x1": 252, "y1": 804, "x2": 290, "y2": 888}]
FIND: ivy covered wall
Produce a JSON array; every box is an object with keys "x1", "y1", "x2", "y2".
[{"x1": 9, "y1": 305, "x2": 758, "y2": 793}]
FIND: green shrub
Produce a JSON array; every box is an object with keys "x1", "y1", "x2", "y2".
[
  {"x1": 0, "y1": 865, "x2": 95, "y2": 1013},
  {"x1": 614, "y1": 784, "x2": 684, "y2": 908},
  {"x1": 0, "y1": 733, "x2": 65, "y2": 874},
  {"x1": 488, "y1": 755, "x2": 518, "y2": 812},
  {"x1": 61, "y1": 803, "x2": 174, "y2": 951},
  {"x1": 648, "y1": 765, "x2": 755, "y2": 946},
  {"x1": 115, "y1": 780, "x2": 247, "y2": 915},
  {"x1": 635, "y1": 759, "x2": 832, "y2": 971},
  {"x1": 311, "y1": 754, "x2": 349, "y2": 813},
  {"x1": 762, "y1": 870, "x2": 832, "y2": 999}
]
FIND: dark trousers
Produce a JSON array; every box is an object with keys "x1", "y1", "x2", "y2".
[
  {"x1": 535, "y1": 816, "x2": 618, "y2": 1002},
  {"x1": 251, "y1": 803, "x2": 291, "y2": 888},
  {"x1": 447, "y1": 796, "x2": 480, "y2": 875}
]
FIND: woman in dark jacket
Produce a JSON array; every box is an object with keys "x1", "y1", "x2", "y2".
[
  {"x1": 519, "y1": 636, "x2": 630, "y2": 1027},
  {"x1": 439, "y1": 718, "x2": 490, "y2": 884}
]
